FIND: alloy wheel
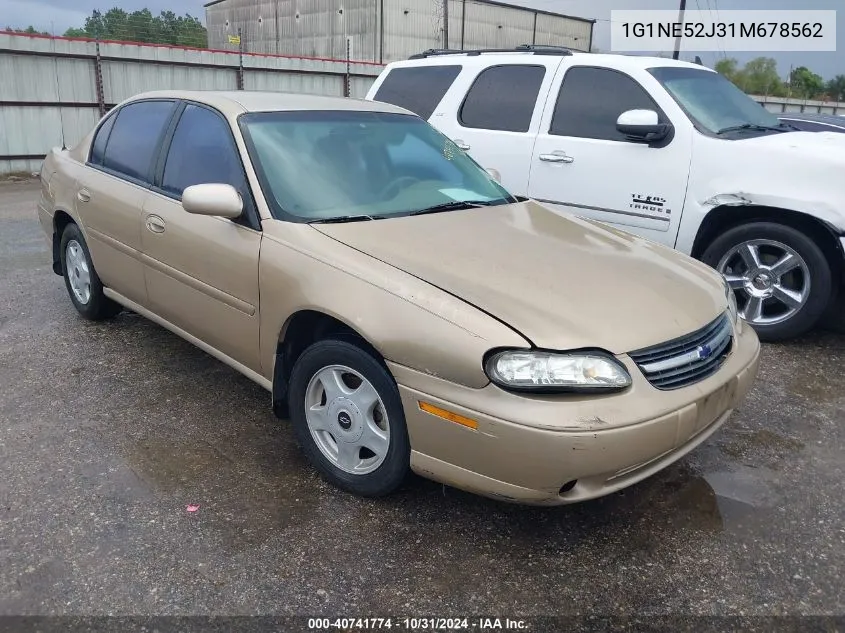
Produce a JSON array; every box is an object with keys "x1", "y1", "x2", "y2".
[{"x1": 718, "y1": 239, "x2": 810, "y2": 326}]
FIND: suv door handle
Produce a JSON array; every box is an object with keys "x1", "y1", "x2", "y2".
[
  {"x1": 146, "y1": 215, "x2": 166, "y2": 234},
  {"x1": 539, "y1": 152, "x2": 574, "y2": 164},
  {"x1": 453, "y1": 139, "x2": 471, "y2": 151},
  {"x1": 77, "y1": 189, "x2": 91, "y2": 203}
]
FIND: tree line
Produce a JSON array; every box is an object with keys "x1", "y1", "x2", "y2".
[
  {"x1": 716, "y1": 57, "x2": 845, "y2": 102},
  {"x1": 6, "y1": 8, "x2": 207, "y2": 48}
]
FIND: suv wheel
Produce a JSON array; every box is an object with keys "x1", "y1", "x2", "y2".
[
  {"x1": 288, "y1": 338, "x2": 410, "y2": 497},
  {"x1": 59, "y1": 223, "x2": 122, "y2": 320},
  {"x1": 701, "y1": 222, "x2": 833, "y2": 341}
]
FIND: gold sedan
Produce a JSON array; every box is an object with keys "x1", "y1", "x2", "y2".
[{"x1": 37, "y1": 91, "x2": 760, "y2": 505}]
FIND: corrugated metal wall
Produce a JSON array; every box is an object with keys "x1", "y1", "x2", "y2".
[
  {"x1": 0, "y1": 32, "x2": 383, "y2": 174},
  {"x1": 206, "y1": 0, "x2": 595, "y2": 63}
]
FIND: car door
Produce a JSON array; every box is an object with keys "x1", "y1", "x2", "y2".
[
  {"x1": 528, "y1": 64, "x2": 693, "y2": 246},
  {"x1": 75, "y1": 99, "x2": 178, "y2": 306},
  {"x1": 432, "y1": 59, "x2": 563, "y2": 196},
  {"x1": 140, "y1": 102, "x2": 262, "y2": 372}
]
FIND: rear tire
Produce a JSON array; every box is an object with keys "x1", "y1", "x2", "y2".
[
  {"x1": 288, "y1": 338, "x2": 410, "y2": 497},
  {"x1": 59, "y1": 223, "x2": 122, "y2": 321},
  {"x1": 701, "y1": 222, "x2": 832, "y2": 342}
]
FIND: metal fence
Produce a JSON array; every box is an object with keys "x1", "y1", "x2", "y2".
[
  {"x1": 753, "y1": 95, "x2": 845, "y2": 116},
  {"x1": 0, "y1": 31, "x2": 384, "y2": 174}
]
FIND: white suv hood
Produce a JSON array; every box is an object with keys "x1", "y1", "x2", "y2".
[{"x1": 690, "y1": 131, "x2": 845, "y2": 232}]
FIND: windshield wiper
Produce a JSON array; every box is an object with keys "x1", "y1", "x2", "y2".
[
  {"x1": 409, "y1": 200, "x2": 493, "y2": 216},
  {"x1": 716, "y1": 123, "x2": 790, "y2": 135},
  {"x1": 310, "y1": 214, "x2": 384, "y2": 224}
]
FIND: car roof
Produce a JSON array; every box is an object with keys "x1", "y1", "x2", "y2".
[
  {"x1": 387, "y1": 50, "x2": 711, "y2": 74},
  {"x1": 778, "y1": 112, "x2": 845, "y2": 125},
  {"x1": 117, "y1": 90, "x2": 413, "y2": 116}
]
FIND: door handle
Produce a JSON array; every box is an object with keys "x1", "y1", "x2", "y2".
[
  {"x1": 77, "y1": 189, "x2": 91, "y2": 203},
  {"x1": 539, "y1": 152, "x2": 575, "y2": 164},
  {"x1": 453, "y1": 139, "x2": 471, "y2": 151},
  {"x1": 145, "y1": 215, "x2": 166, "y2": 234}
]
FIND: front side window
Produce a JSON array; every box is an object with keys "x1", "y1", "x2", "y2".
[
  {"x1": 102, "y1": 100, "x2": 176, "y2": 182},
  {"x1": 240, "y1": 111, "x2": 514, "y2": 222},
  {"x1": 649, "y1": 66, "x2": 786, "y2": 137},
  {"x1": 373, "y1": 65, "x2": 462, "y2": 119},
  {"x1": 459, "y1": 65, "x2": 546, "y2": 133},
  {"x1": 551, "y1": 67, "x2": 665, "y2": 141},
  {"x1": 162, "y1": 104, "x2": 247, "y2": 198}
]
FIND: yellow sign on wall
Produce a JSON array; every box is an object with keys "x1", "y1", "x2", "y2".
[{"x1": 228, "y1": 35, "x2": 241, "y2": 45}]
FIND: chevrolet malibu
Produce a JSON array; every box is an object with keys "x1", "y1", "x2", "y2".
[{"x1": 37, "y1": 91, "x2": 761, "y2": 505}]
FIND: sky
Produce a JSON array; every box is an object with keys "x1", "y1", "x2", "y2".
[{"x1": 2, "y1": 0, "x2": 841, "y2": 79}]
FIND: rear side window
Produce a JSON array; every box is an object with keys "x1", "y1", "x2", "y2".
[
  {"x1": 162, "y1": 104, "x2": 247, "y2": 198},
  {"x1": 459, "y1": 65, "x2": 546, "y2": 133},
  {"x1": 102, "y1": 100, "x2": 176, "y2": 182},
  {"x1": 89, "y1": 113, "x2": 117, "y2": 166},
  {"x1": 551, "y1": 67, "x2": 663, "y2": 141},
  {"x1": 373, "y1": 65, "x2": 462, "y2": 119}
]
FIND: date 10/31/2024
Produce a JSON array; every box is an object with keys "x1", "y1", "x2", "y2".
[{"x1": 307, "y1": 617, "x2": 529, "y2": 630}]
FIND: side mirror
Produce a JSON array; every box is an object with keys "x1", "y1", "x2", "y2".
[
  {"x1": 486, "y1": 167, "x2": 501, "y2": 183},
  {"x1": 182, "y1": 184, "x2": 243, "y2": 219},
  {"x1": 616, "y1": 109, "x2": 671, "y2": 143}
]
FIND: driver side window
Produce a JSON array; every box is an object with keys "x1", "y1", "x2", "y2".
[
  {"x1": 551, "y1": 67, "x2": 667, "y2": 142},
  {"x1": 162, "y1": 104, "x2": 247, "y2": 198}
]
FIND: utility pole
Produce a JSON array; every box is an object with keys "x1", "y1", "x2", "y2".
[
  {"x1": 443, "y1": 0, "x2": 449, "y2": 49},
  {"x1": 672, "y1": 0, "x2": 687, "y2": 60}
]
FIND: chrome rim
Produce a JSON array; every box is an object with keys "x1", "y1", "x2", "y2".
[
  {"x1": 718, "y1": 239, "x2": 810, "y2": 326},
  {"x1": 65, "y1": 240, "x2": 92, "y2": 305},
  {"x1": 304, "y1": 365, "x2": 390, "y2": 475}
]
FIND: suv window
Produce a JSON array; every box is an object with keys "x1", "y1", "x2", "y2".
[
  {"x1": 162, "y1": 104, "x2": 247, "y2": 198},
  {"x1": 459, "y1": 65, "x2": 546, "y2": 133},
  {"x1": 551, "y1": 67, "x2": 663, "y2": 142},
  {"x1": 373, "y1": 65, "x2": 462, "y2": 119},
  {"x1": 102, "y1": 100, "x2": 175, "y2": 182},
  {"x1": 89, "y1": 112, "x2": 117, "y2": 166}
]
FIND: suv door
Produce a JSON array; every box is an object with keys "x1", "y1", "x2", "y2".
[
  {"x1": 140, "y1": 102, "x2": 262, "y2": 372},
  {"x1": 527, "y1": 64, "x2": 693, "y2": 245},
  {"x1": 77, "y1": 99, "x2": 178, "y2": 306},
  {"x1": 433, "y1": 59, "x2": 563, "y2": 195}
]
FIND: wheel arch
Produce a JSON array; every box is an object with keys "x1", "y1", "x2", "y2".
[
  {"x1": 690, "y1": 205, "x2": 844, "y2": 282},
  {"x1": 52, "y1": 209, "x2": 76, "y2": 275},
  {"x1": 272, "y1": 309, "x2": 385, "y2": 419}
]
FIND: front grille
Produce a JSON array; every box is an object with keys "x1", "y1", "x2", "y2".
[{"x1": 629, "y1": 313, "x2": 733, "y2": 390}]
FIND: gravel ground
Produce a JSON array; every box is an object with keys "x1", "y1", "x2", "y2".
[{"x1": 1, "y1": 181, "x2": 843, "y2": 623}]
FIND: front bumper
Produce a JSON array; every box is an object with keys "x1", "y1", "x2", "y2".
[{"x1": 390, "y1": 321, "x2": 761, "y2": 506}]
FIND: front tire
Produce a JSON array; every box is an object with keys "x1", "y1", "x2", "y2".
[
  {"x1": 701, "y1": 222, "x2": 832, "y2": 341},
  {"x1": 288, "y1": 338, "x2": 410, "y2": 497},
  {"x1": 59, "y1": 223, "x2": 121, "y2": 321}
]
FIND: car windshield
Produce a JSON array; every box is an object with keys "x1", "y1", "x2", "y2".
[
  {"x1": 239, "y1": 110, "x2": 514, "y2": 222},
  {"x1": 649, "y1": 67, "x2": 788, "y2": 137}
]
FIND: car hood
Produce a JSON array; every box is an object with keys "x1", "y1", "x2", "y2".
[
  {"x1": 739, "y1": 130, "x2": 845, "y2": 164},
  {"x1": 312, "y1": 201, "x2": 727, "y2": 354}
]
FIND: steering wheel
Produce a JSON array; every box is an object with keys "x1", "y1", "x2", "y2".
[{"x1": 377, "y1": 176, "x2": 419, "y2": 201}]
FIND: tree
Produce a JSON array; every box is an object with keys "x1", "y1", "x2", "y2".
[
  {"x1": 715, "y1": 58, "x2": 747, "y2": 90},
  {"x1": 61, "y1": 7, "x2": 207, "y2": 48},
  {"x1": 742, "y1": 57, "x2": 787, "y2": 97},
  {"x1": 825, "y1": 75, "x2": 845, "y2": 102},
  {"x1": 789, "y1": 66, "x2": 826, "y2": 100},
  {"x1": 5, "y1": 25, "x2": 50, "y2": 35}
]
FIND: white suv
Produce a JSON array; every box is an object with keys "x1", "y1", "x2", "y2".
[{"x1": 365, "y1": 45, "x2": 845, "y2": 341}]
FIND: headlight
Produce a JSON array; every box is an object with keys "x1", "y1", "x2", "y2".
[
  {"x1": 723, "y1": 276, "x2": 739, "y2": 324},
  {"x1": 485, "y1": 350, "x2": 632, "y2": 393}
]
